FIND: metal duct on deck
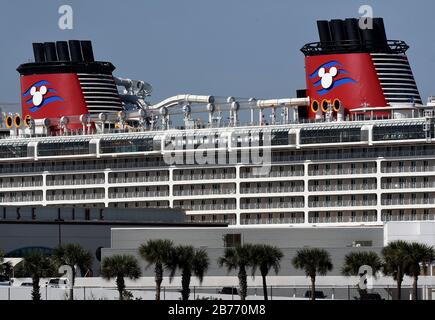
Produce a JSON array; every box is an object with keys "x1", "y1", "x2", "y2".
[
  {"x1": 34, "y1": 118, "x2": 51, "y2": 128},
  {"x1": 151, "y1": 95, "x2": 215, "y2": 110},
  {"x1": 256, "y1": 97, "x2": 310, "y2": 108}
]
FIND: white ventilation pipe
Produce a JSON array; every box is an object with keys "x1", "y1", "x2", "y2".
[
  {"x1": 256, "y1": 97, "x2": 310, "y2": 108},
  {"x1": 150, "y1": 95, "x2": 214, "y2": 110}
]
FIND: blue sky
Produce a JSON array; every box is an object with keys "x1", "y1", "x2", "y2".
[{"x1": 0, "y1": 0, "x2": 434, "y2": 112}]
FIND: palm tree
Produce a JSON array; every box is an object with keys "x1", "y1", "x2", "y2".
[
  {"x1": 101, "y1": 254, "x2": 141, "y2": 300},
  {"x1": 167, "y1": 245, "x2": 209, "y2": 301},
  {"x1": 251, "y1": 244, "x2": 283, "y2": 300},
  {"x1": 139, "y1": 239, "x2": 174, "y2": 300},
  {"x1": 381, "y1": 240, "x2": 409, "y2": 300},
  {"x1": 403, "y1": 242, "x2": 435, "y2": 300},
  {"x1": 0, "y1": 250, "x2": 6, "y2": 275},
  {"x1": 341, "y1": 251, "x2": 383, "y2": 296},
  {"x1": 52, "y1": 243, "x2": 93, "y2": 300},
  {"x1": 218, "y1": 244, "x2": 255, "y2": 300},
  {"x1": 23, "y1": 252, "x2": 56, "y2": 301},
  {"x1": 292, "y1": 248, "x2": 333, "y2": 300}
]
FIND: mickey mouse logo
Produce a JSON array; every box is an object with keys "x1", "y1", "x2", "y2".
[
  {"x1": 30, "y1": 85, "x2": 47, "y2": 107},
  {"x1": 310, "y1": 61, "x2": 357, "y2": 96},
  {"x1": 318, "y1": 66, "x2": 338, "y2": 89},
  {"x1": 23, "y1": 80, "x2": 64, "y2": 112}
]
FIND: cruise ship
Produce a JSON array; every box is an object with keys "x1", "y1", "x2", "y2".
[{"x1": 1, "y1": 17, "x2": 434, "y2": 228}]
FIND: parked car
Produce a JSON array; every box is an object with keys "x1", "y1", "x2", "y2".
[
  {"x1": 358, "y1": 292, "x2": 383, "y2": 300},
  {"x1": 218, "y1": 287, "x2": 238, "y2": 295},
  {"x1": 20, "y1": 282, "x2": 33, "y2": 287},
  {"x1": 304, "y1": 290, "x2": 327, "y2": 299},
  {"x1": 46, "y1": 278, "x2": 69, "y2": 288},
  {"x1": 0, "y1": 275, "x2": 10, "y2": 286}
]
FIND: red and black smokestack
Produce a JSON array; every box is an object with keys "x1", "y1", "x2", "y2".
[
  {"x1": 302, "y1": 18, "x2": 421, "y2": 119},
  {"x1": 17, "y1": 40, "x2": 122, "y2": 129}
]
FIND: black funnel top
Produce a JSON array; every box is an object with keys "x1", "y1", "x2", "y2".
[
  {"x1": 18, "y1": 40, "x2": 115, "y2": 75},
  {"x1": 56, "y1": 41, "x2": 71, "y2": 61},
  {"x1": 81, "y1": 40, "x2": 95, "y2": 62},
  {"x1": 44, "y1": 42, "x2": 58, "y2": 62},
  {"x1": 302, "y1": 17, "x2": 409, "y2": 56},
  {"x1": 32, "y1": 43, "x2": 46, "y2": 63},
  {"x1": 68, "y1": 40, "x2": 83, "y2": 62},
  {"x1": 317, "y1": 20, "x2": 332, "y2": 44}
]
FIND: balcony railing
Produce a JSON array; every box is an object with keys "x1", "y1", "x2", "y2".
[
  {"x1": 173, "y1": 173, "x2": 236, "y2": 181},
  {"x1": 240, "y1": 186, "x2": 304, "y2": 194},
  {"x1": 382, "y1": 198, "x2": 434, "y2": 205},
  {"x1": 382, "y1": 182, "x2": 435, "y2": 189},
  {"x1": 382, "y1": 166, "x2": 435, "y2": 173},
  {"x1": 109, "y1": 190, "x2": 169, "y2": 199},
  {"x1": 309, "y1": 200, "x2": 377, "y2": 208},
  {"x1": 308, "y1": 184, "x2": 376, "y2": 192},
  {"x1": 173, "y1": 189, "x2": 236, "y2": 196},
  {"x1": 308, "y1": 168, "x2": 377, "y2": 176},
  {"x1": 240, "y1": 202, "x2": 304, "y2": 209},
  {"x1": 382, "y1": 214, "x2": 435, "y2": 221},
  {"x1": 240, "y1": 217, "x2": 305, "y2": 225},
  {"x1": 240, "y1": 170, "x2": 304, "y2": 179},
  {"x1": 308, "y1": 215, "x2": 377, "y2": 223},
  {"x1": 179, "y1": 204, "x2": 236, "y2": 211},
  {"x1": 0, "y1": 181, "x2": 43, "y2": 188}
]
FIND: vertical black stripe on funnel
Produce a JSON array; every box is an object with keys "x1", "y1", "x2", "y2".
[
  {"x1": 317, "y1": 20, "x2": 332, "y2": 44},
  {"x1": 68, "y1": 40, "x2": 83, "y2": 62},
  {"x1": 344, "y1": 18, "x2": 361, "y2": 50},
  {"x1": 81, "y1": 40, "x2": 95, "y2": 62},
  {"x1": 56, "y1": 41, "x2": 71, "y2": 61},
  {"x1": 329, "y1": 19, "x2": 346, "y2": 44},
  {"x1": 43, "y1": 42, "x2": 58, "y2": 62},
  {"x1": 373, "y1": 18, "x2": 389, "y2": 51},
  {"x1": 359, "y1": 19, "x2": 377, "y2": 51},
  {"x1": 32, "y1": 43, "x2": 46, "y2": 63}
]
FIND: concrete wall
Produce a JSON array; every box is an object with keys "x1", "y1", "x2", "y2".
[
  {"x1": 109, "y1": 226, "x2": 384, "y2": 249},
  {"x1": 102, "y1": 246, "x2": 383, "y2": 277},
  {"x1": 384, "y1": 221, "x2": 435, "y2": 246},
  {"x1": 103, "y1": 226, "x2": 384, "y2": 277}
]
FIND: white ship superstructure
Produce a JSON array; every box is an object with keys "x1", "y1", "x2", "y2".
[
  {"x1": 2, "y1": 17, "x2": 434, "y2": 228},
  {"x1": 1, "y1": 106, "x2": 435, "y2": 227}
]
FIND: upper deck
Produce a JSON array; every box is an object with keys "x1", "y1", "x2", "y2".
[{"x1": 0, "y1": 107, "x2": 433, "y2": 161}]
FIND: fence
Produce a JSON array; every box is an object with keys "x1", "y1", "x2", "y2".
[{"x1": 0, "y1": 284, "x2": 434, "y2": 300}]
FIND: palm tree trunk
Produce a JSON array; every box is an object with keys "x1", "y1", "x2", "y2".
[
  {"x1": 397, "y1": 278, "x2": 402, "y2": 300},
  {"x1": 238, "y1": 266, "x2": 247, "y2": 300},
  {"x1": 69, "y1": 267, "x2": 75, "y2": 301},
  {"x1": 116, "y1": 275, "x2": 125, "y2": 300},
  {"x1": 181, "y1": 269, "x2": 191, "y2": 301},
  {"x1": 413, "y1": 275, "x2": 418, "y2": 300},
  {"x1": 155, "y1": 263, "x2": 163, "y2": 301},
  {"x1": 311, "y1": 276, "x2": 316, "y2": 301},
  {"x1": 261, "y1": 273, "x2": 268, "y2": 301},
  {"x1": 32, "y1": 276, "x2": 41, "y2": 301}
]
